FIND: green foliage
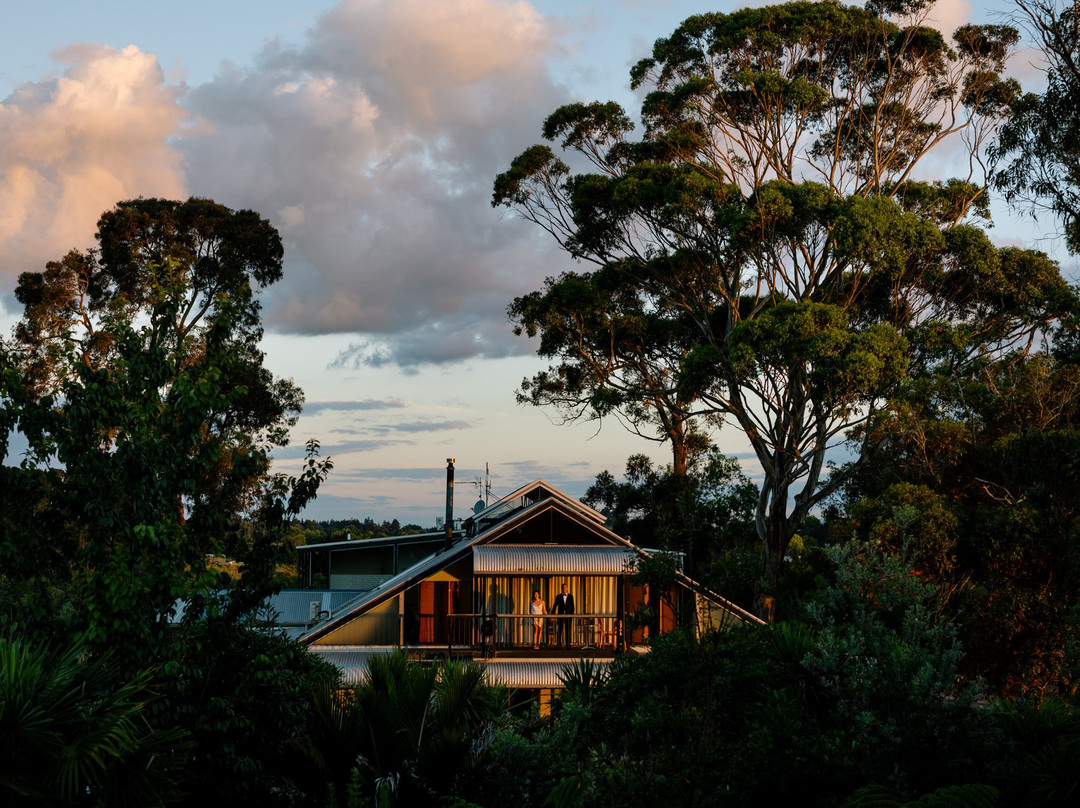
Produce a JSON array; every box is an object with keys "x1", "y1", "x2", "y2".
[
  {"x1": 1, "y1": 198, "x2": 332, "y2": 646},
  {"x1": 481, "y1": 541, "x2": 988, "y2": 807},
  {"x1": 156, "y1": 623, "x2": 340, "y2": 805},
  {"x1": 507, "y1": 267, "x2": 710, "y2": 477},
  {"x1": 0, "y1": 198, "x2": 336, "y2": 805},
  {"x1": 583, "y1": 450, "x2": 758, "y2": 590},
  {"x1": 315, "y1": 650, "x2": 509, "y2": 807},
  {"x1": 837, "y1": 348, "x2": 1080, "y2": 695},
  {"x1": 992, "y1": 1, "x2": 1080, "y2": 252},
  {"x1": 0, "y1": 632, "x2": 189, "y2": 806},
  {"x1": 973, "y1": 697, "x2": 1080, "y2": 807},
  {"x1": 557, "y1": 658, "x2": 609, "y2": 710},
  {"x1": 797, "y1": 542, "x2": 972, "y2": 788},
  {"x1": 496, "y1": 1, "x2": 1064, "y2": 617},
  {"x1": 842, "y1": 783, "x2": 1000, "y2": 808}
]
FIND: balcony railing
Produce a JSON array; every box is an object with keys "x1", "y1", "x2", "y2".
[{"x1": 447, "y1": 612, "x2": 621, "y2": 656}]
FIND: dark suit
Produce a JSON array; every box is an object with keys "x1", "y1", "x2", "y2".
[{"x1": 552, "y1": 592, "x2": 575, "y2": 647}]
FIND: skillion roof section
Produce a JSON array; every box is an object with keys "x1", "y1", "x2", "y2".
[{"x1": 295, "y1": 530, "x2": 455, "y2": 553}]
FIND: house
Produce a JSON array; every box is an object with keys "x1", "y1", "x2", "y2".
[{"x1": 294, "y1": 470, "x2": 759, "y2": 699}]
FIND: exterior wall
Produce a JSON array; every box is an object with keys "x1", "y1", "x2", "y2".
[
  {"x1": 473, "y1": 575, "x2": 620, "y2": 647},
  {"x1": 310, "y1": 598, "x2": 400, "y2": 645},
  {"x1": 324, "y1": 540, "x2": 447, "y2": 590},
  {"x1": 493, "y1": 510, "x2": 610, "y2": 544},
  {"x1": 625, "y1": 581, "x2": 680, "y2": 642},
  {"x1": 330, "y1": 573, "x2": 391, "y2": 590},
  {"x1": 698, "y1": 594, "x2": 749, "y2": 631},
  {"x1": 329, "y1": 545, "x2": 393, "y2": 590}
]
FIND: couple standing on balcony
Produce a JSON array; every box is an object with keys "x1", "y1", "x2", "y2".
[{"x1": 531, "y1": 585, "x2": 575, "y2": 649}]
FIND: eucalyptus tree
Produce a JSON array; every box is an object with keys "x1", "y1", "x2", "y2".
[
  {"x1": 494, "y1": 0, "x2": 1075, "y2": 618},
  {"x1": 993, "y1": 0, "x2": 1080, "y2": 251},
  {"x1": 510, "y1": 269, "x2": 714, "y2": 478}
]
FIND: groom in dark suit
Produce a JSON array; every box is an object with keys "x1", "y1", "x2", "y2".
[{"x1": 552, "y1": 583, "x2": 575, "y2": 648}]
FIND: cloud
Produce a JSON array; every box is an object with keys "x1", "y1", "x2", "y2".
[
  {"x1": 924, "y1": 0, "x2": 972, "y2": 35},
  {"x1": 1, "y1": 1, "x2": 574, "y2": 369},
  {"x1": 0, "y1": 44, "x2": 188, "y2": 278},
  {"x1": 375, "y1": 420, "x2": 472, "y2": 433},
  {"x1": 302, "y1": 398, "x2": 407, "y2": 414},
  {"x1": 180, "y1": 0, "x2": 572, "y2": 366},
  {"x1": 332, "y1": 323, "x2": 535, "y2": 369},
  {"x1": 293, "y1": 492, "x2": 406, "y2": 521},
  {"x1": 273, "y1": 436, "x2": 412, "y2": 459}
]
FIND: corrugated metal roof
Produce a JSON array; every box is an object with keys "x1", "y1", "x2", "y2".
[
  {"x1": 262, "y1": 590, "x2": 367, "y2": 625},
  {"x1": 473, "y1": 545, "x2": 638, "y2": 575},
  {"x1": 306, "y1": 646, "x2": 608, "y2": 689},
  {"x1": 307, "y1": 647, "x2": 398, "y2": 685},
  {"x1": 482, "y1": 659, "x2": 608, "y2": 689}
]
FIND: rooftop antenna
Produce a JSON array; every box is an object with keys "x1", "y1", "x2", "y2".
[{"x1": 470, "y1": 462, "x2": 492, "y2": 506}]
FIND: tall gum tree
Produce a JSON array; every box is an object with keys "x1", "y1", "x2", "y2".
[
  {"x1": 993, "y1": 0, "x2": 1080, "y2": 252},
  {"x1": 494, "y1": 0, "x2": 1077, "y2": 618},
  {"x1": 508, "y1": 269, "x2": 716, "y2": 478}
]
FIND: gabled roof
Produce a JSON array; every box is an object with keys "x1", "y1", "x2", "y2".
[
  {"x1": 300, "y1": 483, "x2": 628, "y2": 645},
  {"x1": 464, "y1": 478, "x2": 607, "y2": 535},
  {"x1": 299, "y1": 478, "x2": 762, "y2": 646}
]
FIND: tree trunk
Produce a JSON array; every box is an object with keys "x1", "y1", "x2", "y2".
[{"x1": 753, "y1": 482, "x2": 793, "y2": 622}]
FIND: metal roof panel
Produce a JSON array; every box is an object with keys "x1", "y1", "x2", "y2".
[
  {"x1": 306, "y1": 646, "x2": 609, "y2": 689},
  {"x1": 472, "y1": 545, "x2": 638, "y2": 575}
]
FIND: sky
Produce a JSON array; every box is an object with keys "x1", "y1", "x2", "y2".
[{"x1": 1, "y1": 0, "x2": 1070, "y2": 526}]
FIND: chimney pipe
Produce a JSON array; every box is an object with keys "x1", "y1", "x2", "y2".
[{"x1": 444, "y1": 458, "x2": 455, "y2": 549}]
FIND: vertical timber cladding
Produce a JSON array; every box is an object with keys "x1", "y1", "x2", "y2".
[
  {"x1": 418, "y1": 580, "x2": 443, "y2": 644},
  {"x1": 411, "y1": 559, "x2": 470, "y2": 645}
]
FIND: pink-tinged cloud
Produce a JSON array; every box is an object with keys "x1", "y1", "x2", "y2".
[
  {"x1": 0, "y1": 44, "x2": 188, "y2": 279},
  {"x1": 313, "y1": 0, "x2": 551, "y2": 125},
  {"x1": 924, "y1": 0, "x2": 973, "y2": 37},
  {"x1": 181, "y1": 0, "x2": 571, "y2": 365}
]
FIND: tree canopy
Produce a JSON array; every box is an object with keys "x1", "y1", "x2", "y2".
[
  {"x1": 993, "y1": 0, "x2": 1080, "y2": 252},
  {"x1": 0, "y1": 197, "x2": 337, "y2": 804},
  {"x1": 495, "y1": 0, "x2": 1077, "y2": 618},
  {"x1": 0, "y1": 196, "x2": 331, "y2": 651}
]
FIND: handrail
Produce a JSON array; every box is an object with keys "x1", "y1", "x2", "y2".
[{"x1": 446, "y1": 612, "x2": 622, "y2": 656}]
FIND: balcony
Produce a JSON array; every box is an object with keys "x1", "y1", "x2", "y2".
[{"x1": 447, "y1": 613, "x2": 622, "y2": 658}]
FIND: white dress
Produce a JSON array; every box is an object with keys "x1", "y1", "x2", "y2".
[{"x1": 530, "y1": 599, "x2": 545, "y2": 628}]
